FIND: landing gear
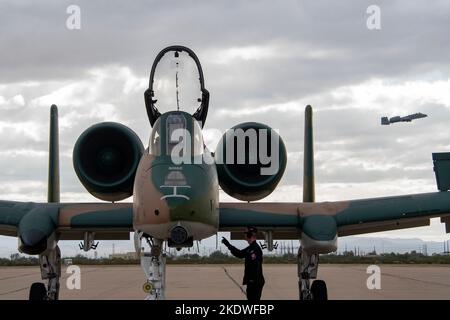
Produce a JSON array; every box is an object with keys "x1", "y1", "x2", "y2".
[
  {"x1": 310, "y1": 280, "x2": 328, "y2": 300},
  {"x1": 29, "y1": 283, "x2": 47, "y2": 300},
  {"x1": 29, "y1": 245, "x2": 61, "y2": 300},
  {"x1": 297, "y1": 247, "x2": 327, "y2": 300},
  {"x1": 138, "y1": 235, "x2": 166, "y2": 300}
]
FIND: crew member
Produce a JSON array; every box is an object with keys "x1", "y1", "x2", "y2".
[{"x1": 222, "y1": 227, "x2": 265, "y2": 300}]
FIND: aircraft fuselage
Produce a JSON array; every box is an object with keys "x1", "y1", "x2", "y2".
[{"x1": 132, "y1": 111, "x2": 219, "y2": 247}]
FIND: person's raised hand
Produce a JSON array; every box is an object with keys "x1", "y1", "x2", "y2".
[{"x1": 221, "y1": 237, "x2": 230, "y2": 247}]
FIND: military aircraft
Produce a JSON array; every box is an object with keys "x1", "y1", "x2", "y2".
[
  {"x1": 381, "y1": 112, "x2": 427, "y2": 125},
  {"x1": 1, "y1": 45, "x2": 449, "y2": 300}
]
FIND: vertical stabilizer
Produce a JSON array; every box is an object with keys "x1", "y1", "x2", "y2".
[
  {"x1": 303, "y1": 105, "x2": 315, "y2": 202},
  {"x1": 48, "y1": 104, "x2": 60, "y2": 203}
]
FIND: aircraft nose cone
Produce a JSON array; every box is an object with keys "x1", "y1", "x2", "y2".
[{"x1": 20, "y1": 229, "x2": 48, "y2": 254}]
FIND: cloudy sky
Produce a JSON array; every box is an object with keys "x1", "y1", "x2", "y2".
[{"x1": 1, "y1": 0, "x2": 450, "y2": 257}]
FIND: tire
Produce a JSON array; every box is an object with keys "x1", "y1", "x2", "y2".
[
  {"x1": 29, "y1": 282, "x2": 47, "y2": 300},
  {"x1": 311, "y1": 280, "x2": 328, "y2": 300}
]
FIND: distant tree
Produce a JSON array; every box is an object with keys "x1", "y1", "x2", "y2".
[
  {"x1": 343, "y1": 250, "x2": 354, "y2": 257},
  {"x1": 209, "y1": 250, "x2": 228, "y2": 260},
  {"x1": 10, "y1": 253, "x2": 20, "y2": 260},
  {"x1": 189, "y1": 253, "x2": 200, "y2": 260}
]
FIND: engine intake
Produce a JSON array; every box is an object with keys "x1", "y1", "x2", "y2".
[
  {"x1": 215, "y1": 122, "x2": 287, "y2": 201},
  {"x1": 73, "y1": 122, "x2": 144, "y2": 201}
]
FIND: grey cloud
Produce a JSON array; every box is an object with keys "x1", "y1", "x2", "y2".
[
  {"x1": 1, "y1": 1, "x2": 449, "y2": 90},
  {"x1": 0, "y1": 0, "x2": 449, "y2": 255}
]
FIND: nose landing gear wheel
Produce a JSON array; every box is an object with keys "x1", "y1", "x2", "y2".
[
  {"x1": 29, "y1": 282, "x2": 47, "y2": 300},
  {"x1": 311, "y1": 280, "x2": 328, "y2": 300}
]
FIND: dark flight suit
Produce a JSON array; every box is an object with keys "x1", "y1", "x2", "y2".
[{"x1": 225, "y1": 240, "x2": 265, "y2": 300}]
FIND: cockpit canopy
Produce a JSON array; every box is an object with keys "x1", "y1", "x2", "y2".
[{"x1": 149, "y1": 111, "x2": 204, "y2": 157}]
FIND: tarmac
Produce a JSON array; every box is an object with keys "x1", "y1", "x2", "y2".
[{"x1": 0, "y1": 264, "x2": 449, "y2": 300}]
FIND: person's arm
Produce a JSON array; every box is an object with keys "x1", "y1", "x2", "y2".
[
  {"x1": 222, "y1": 237, "x2": 247, "y2": 259},
  {"x1": 228, "y1": 244, "x2": 247, "y2": 259}
]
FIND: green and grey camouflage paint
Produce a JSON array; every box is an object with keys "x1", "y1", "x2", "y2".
[{"x1": 1, "y1": 106, "x2": 450, "y2": 256}]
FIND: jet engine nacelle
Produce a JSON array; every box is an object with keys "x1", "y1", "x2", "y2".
[
  {"x1": 215, "y1": 122, "x2": 287, "y2": 201},
  {"x1": 73, "y1": 122, "x2": 144, "y2": 201}
]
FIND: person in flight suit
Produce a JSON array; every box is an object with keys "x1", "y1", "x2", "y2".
[{"x1": 222, "y1": 227, "x2": 265, "y2": 301}]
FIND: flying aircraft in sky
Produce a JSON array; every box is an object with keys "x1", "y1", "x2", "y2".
[
  {"x1": 381, "y1": 112, "x2": 427, "y2": 125},
  {"x1": 1, "y1": 46, "x2": 449, "y2": 300}
]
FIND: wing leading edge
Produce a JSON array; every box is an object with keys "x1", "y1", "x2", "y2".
[
  {"x1": 0, "y1": 201, "x2": 133, "y2": 240},
  {"x1": 3, "y1": 192, "x2": 450, "y2": 242},
  {"x1": 219, "y1": 191, "x2": 450, "y2": 240}
]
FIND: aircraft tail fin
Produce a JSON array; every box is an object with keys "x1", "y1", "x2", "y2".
[
  {"x1": 303, "y1": 105, "x2": 315, "y2": 202},
  {"x1": 432, "y1": 152, "x2": 450, "y2": 192},
  {"x1": 47, "y1": 104, "x2": 60, "y2": 203}
]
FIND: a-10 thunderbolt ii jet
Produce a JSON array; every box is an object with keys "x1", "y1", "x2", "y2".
[
  {"x1": 381, "y1": 112, "x2": 427, "y2": 125},
  {"x1": 1, "y1": 46, "x2": 449, "y2": 300}
]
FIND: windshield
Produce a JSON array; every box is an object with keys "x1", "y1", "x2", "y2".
[
  {"x1": 149, "y1": 112, "x2": 204, "y2": 157},
  {"x1": 166, "y1": 113, "x2": 187, "y2": 156},
  {"x1": 149, "y1": 118, "x2": 161, "y2": 156}
]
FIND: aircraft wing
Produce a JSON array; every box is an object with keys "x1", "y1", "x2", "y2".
[
  {"x1": 219, "y1": 202, "x2": 301, "y2": 239},
  {"x1": 0, "y1": 201, "x2": 133, "y2": 240},
  {"x1": 219, "y1": 191, "x2": 450, "y2": 239},
  {"x1": 334, "y1": 192, "x2": 450, "y2": 236},
  {"x1": 0, "y1": 201, "x2": 27, "y2": 237}
]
